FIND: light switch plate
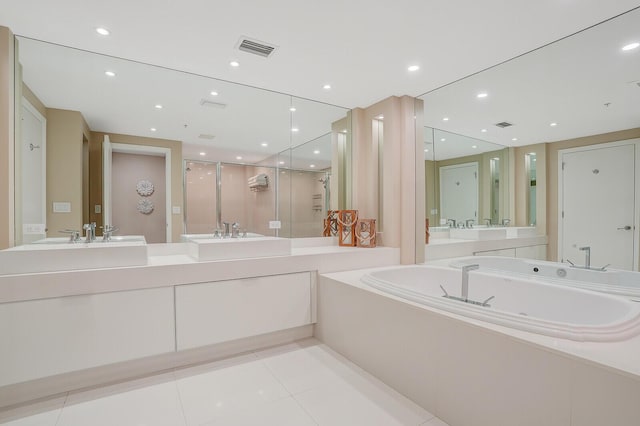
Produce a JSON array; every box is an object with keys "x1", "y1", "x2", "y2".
[
  {"x1": 172, "y1": 206, "x2": 181, "y2": 214},
  {"x1": 53, "y1": 202, "x2": 71, "y2": 213},
  {"x1": 94, "y1": 204, "x2": 102, "y2": 214},
  {"x1": 269, "y1": 220, "x2": 281, "y2": 229}
]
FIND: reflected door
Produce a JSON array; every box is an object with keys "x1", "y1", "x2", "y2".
[
  {"x1": 439, "y1": 162, "x2": 478, "y2": 225},
  {"x1": 561, "y1": 144, "x2": 635, "y2": 270}
]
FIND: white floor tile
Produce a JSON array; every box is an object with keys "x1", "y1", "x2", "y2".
[
  {"x1": 56, "y1": 381, "x2": 186, "y2": 426},
  {"x1": 0, "y1": 409, "x2": 61, "y2": 426},
  {"x1": 176, "y1": 359, "x2": 290, "y2": 425},
  {"x1": 294, "y1": 378, "x2": 433, "y2": 426},
  {"x1": 422, "y1": 417, "x2": 450, "y2": 426},
  {"x1": 200, "y1": 397, "x2": 317, "y2": 426},
  {"x1": 262, "y1": 342, "x2": 368, "y2": 395}
]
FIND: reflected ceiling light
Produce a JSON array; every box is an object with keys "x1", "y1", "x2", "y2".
[
  {"x1": 291, "y1": 127, "x2": 299, "y2": 132},
  {"x1": 261, "y1": 142, "x2": 268, "y2": 147},
  {"x1": 377, "y1": 115, "x2": 384, "y2": 120},
  {"x1": 210, "y1": 91, "x2": 219, "y2": 96},
  {"x1": 481, "y1": 129, "x2": 487, "y2": 132},
  {"x1": 622, "y1": 42, "x2": 639, "y2": 51},
  {"x1": 492, "y1": 157, "x2": 500, "y2": 160},
  {"x1": 236, "y1": 156, "x2": 243, "y2": 160},
  {"x1": 207, "y1": 171, "x2": 213, "y2": 175},
  {"x1": 342, "y1": 129, "x2": 347, "y2": 133},
  {"x1": 289, "y1": 106, "x2": 296, "y2": 112},
  {"x1": 440, "y1": 138, "x2": 446, "y2": 142},
  {"x1": 279, "y1": 161, "x2": 285, "y2": 165},
  {"x1": 96, "y1": 27, "x2": 110, "y2": 36},
  {"x1": 322, "y1": 84, "x2": 331, "y2": 90},
  {"x1": 313, "y1": 150, "x2": 320, "y2": 154},
  {"x1": 150, "y1": 127, "x2": 157, "y2": 132},
  {"x1": 407, "y1": 65, "x2": 420, "y2": 72},
  {"x1": 532, "y1": 158, "x2": 537, "y2": 161},
  {"x1": 104, "y1": 71, "x2": 116, "y2": 77},
  {"x1": 155, "y1": 104, "x2": 163, "y2": 109},
  {"x1": 199, "y1": 152, "x2": 206, "y2": 156},
  {"x1": 512, "y1": 137, "x2": 518, "y2": 141},
  {"x1": 529, "y1": 152, "x2": 536, "y2": 155},
  {"x1": 229, "y1": 61, "x2": 240, "y2": 67},
  {"x1": 550, "y1": 122, "x2": 558, "y2": 126},
  {"x1": 424, "y1": 149, "x2": 429, "y2": 152},
  {"x1": 471, "y1": 145, "x2": 478, "y2": 149},
  {"x1": 477, "y1": 92, "x2": 488, "y2": 98},
  {"x1": 310, "y1": 164, "x2": 316, "y2": 168},
  {"x1": 442, "y1": 117, "x2": 449, "y2": 121}
]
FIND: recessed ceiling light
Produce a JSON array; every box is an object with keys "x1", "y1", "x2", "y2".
[
  {"x1": 323, "y1": 84, "x2": 331, "y2": 90},
  {"x1": 207, "y1": 171, "x2": 213, "y2": 175},
  {"x1": 104, "y1": 71, "x2": 116, "y2": 77},
  {"x1": 622, "y1": 42, "x2": 639, "y2": 51},
  {"x1": 200, "y1": 152, "x2": 207, "y2": 156},
  {"x1": 377, "y1": 115, "x2": 384, "y2": 120},
  {"x1": 477, "y1": 93, "x2": 488, "y2": 98},
  {"x1": 481, "y1": 129, "x2": 487, "y2": 132},
  {"x1": 261, "y1": 142, "x2": 268, "y2": 147},
  {"x1": 291, "y1": 128, "x2": 299, "y2": 132},
  {"x1": 550, "y1": 122, "x2": 558, "y2": 127},
  {"x1": 424, "y1": 149, "x2": 429, "y2": 152},
  {"x1": 150, "y1": 127, "x2": 157, "y2": 132},
  {"x1": 440, "y1": 138, "x2": 446, "y2": 142},
  {"x1": 471, "y1": 145, "x2": 478, "y2": 149},
  {"x1": 512, "y1": 137, "x2": 518, "y2": 141},
  {"x1": 155, "y1": 104, "x2": 163, "y2": 109},
  {"x1": 313, "y1": 150, "x2": 320, "y2": 154},
  {"x1": 279, "y1": 161, "x2": 285, "y2": 165},
  {"x1": 236, "y1": 156, "x2": 242, "y2": 160},
  {"x1": 289, "y1": 106, "x2": 296, "y2": 112},
  {"x1": 408, "y1": 65, "x2": 420, "y2": 72},
  {"x1": 210, "y1": 91, "x2": 219, "y2": 96},
  {"x1": 230, "y1": 61, "x2": 240, "y2": 67},
  {"x1": 310, "y1": 164, "x2": 316, "y2": 168},
  {"x1": 96, "y1": 27, "x2": 110, "y2": 36},
  {"x1": 443, "y1": 117, "x2": 449, "y2": 121}
]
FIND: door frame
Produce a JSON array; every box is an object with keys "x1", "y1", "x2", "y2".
[
  {"x1": 557, "y1": 138, "x2": 640, "y2": 270},
  {"x1": 21, "y1": 98, "x2": 47, "y2": 242},
  {"x1": 103, "y1": 137, "x2": 172, "y2": 242}
]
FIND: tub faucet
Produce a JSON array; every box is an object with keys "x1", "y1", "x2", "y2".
[
  {"x1": 579, "y1": 246, "x2": 591, "y2": 269},
  {"x1": 461, "y1": 264, "x2": 479, "y2": 302}
]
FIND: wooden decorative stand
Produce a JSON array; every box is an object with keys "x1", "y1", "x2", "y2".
[
  {"x1": 425, "y1": 218, "x2": 430, "y2": 244},
  {"x1": 355, "y1": 219, "x2": 376, "y2": 248},
  {"x1": 323, "y1": 210, "x2": 338, "y2": 237},
  {"x1": 337, "y1": 210, "x2": 358, "y2": 246}
]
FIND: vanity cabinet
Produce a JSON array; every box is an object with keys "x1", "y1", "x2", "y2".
[
  {"x1": 0, "y1": 287, "x2": 175, "y2": 387},
  {"x1": 175, "y1": 272, "x2": 313, "y2": 350}
]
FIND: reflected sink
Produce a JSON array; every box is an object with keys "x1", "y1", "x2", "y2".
[
  {"x1": 505, "y1": 227, "x2": 537, "y2": 238},
  {"x1": 188, "y1": 236, "x2": 291, "y2": 261},
  {"x1": 0, "y1": 236, "x2": 148, "y2": 275},
  {"x1": 449, "y1": 228, "x2": 507, "y2": 240}
]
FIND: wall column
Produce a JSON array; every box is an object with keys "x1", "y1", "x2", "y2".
[{"x1": 0, "y1": 26, "x2": 15, "y2": 249}]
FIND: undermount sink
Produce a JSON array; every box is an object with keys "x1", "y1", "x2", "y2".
[
  {"x1": 187, "y1": 236, "x2": 291, "y2": 261},
  {"x1": 449, "y1": 228, "x2": 507, "y2": 240},
  {"x1": 0, "y1": 236, "x2": 148, "y2": 275}
]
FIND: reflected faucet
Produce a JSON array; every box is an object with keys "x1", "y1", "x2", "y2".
[
  {"x1": 447, "y1": 219, "x2": 456, "y2": 228},
  {"x1": 579, "y1": 246, "x2": 591, "y2": 269},
  {"x1": 101, "y1": 225, "x2": 119, "y2": 241},
  {"x1": 466, "y1": 219, "x2": 475, "y2": 229},
  {"x1": 501, "y1": 218, "x2": 511, "y2": 226},
  {"x1": 82, "y1": 222, "x2": 96, "y2": 242},
  {"x1": 461, "y1": 264, "x2": 479, "y2": 301},
  {"x1": 231, "y1": 222, "x2": 241, "y2": 238},
  {"x1": 484, "y1": 218, "x2": 492, "y2": 227},
  {"x1": 222, "y1": 222, "x2": 231, "y2": 238}
]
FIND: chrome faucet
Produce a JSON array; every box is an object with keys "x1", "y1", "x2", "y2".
[
  {"x1": 101, "y1": 224, "x2": 119, "y2": 241},
  {"x1": 501, "y1": 218, "x2": 511, "y2": 226},
  {"x1": 222, "y1": 222, "x2": 231, "y2": 238},
  {"x1": 484, "y1": 218, "x2": 492, "y2": 227},
  {"x1": 82, "y1": 222, "x2": 96, "y2": 242},
  {"x1": 461, "y1": 264, "x2": 479, "y2": 302},
  {"x1": 61, "y1": 229, "x2": 81, "y2": 243},
  {"x1": 446, "y1": 219, "x2": 456, "y2": 228},
  {"x1": 466, "y1": 219, "x2": 475, "y2": 229},
  {"x1": 579, "y1": 246, "x2": 591, "y2": 269},
  {"x1": 231, "y1": 222, "x2": 241, "y2": 238}
]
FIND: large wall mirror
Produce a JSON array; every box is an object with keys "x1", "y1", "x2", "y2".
[
  {"x1": 418, "y1": 7, "x2": 640, "y2": 268},
  {"x1": 14, "y1": 36, "x2": 350, "y2": 245}
]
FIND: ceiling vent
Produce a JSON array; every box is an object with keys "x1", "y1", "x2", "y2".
[
  {"x1": 198, "y1": 134, "x2": 216, "y2": 140},
  {"x1": 495, "y1": 122, "x2": 513, "y2": 128},
  {"x1": 236, "y1": 37, "x2": 277, "y2": 58},
  {"x1": 200, "y1": 99, "x2": 227, "y2": 109}
]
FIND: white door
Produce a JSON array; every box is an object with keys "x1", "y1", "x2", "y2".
[
  {"x1": 560, "y1": 144, "x2": 635, "y2": 270},
  {"x1": 20, "y1": 100, "x2": 46, "y2": 243},
  {"x1": 440, "y1": 162, "x2": 478, "y2": 225}
]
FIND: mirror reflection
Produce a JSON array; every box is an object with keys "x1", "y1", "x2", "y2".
[{"x1": 15, "y1": 36, "x2": 350, "y2": 245}]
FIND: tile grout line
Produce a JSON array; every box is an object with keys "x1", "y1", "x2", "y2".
[
  {"x1": 171, "y1": 372, "x2": 190, "y2": 426},
  {"x1": 52, "y1": 392, "x2": 69, "y2": 426}
]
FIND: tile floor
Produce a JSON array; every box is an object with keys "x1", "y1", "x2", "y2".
[{"x1": 1, "y1": 339, "x2": 449, "y2": 426}]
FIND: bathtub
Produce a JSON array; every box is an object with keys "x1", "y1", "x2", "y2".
[
  {"x1": 448, "y1": 256, "x2": 640, "y2": 299},
  {"x1": 361, "y1": 265, "x2": 640, "y2": 342}
]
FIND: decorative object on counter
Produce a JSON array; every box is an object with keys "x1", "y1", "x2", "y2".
[
  {"x1": 425, "y1": 218, "x2": 430, "y2": 244},
  {"x1": 355, "y1": 219, "x2": 376, "y2": 248},
  {"x1": 136, "y1": 179, "x2": 154, "y2": 196},
  {"x1": 323, "y1": 210, "x2": 338, "y2": 237},
  {"x1": 337, "y1": 209, "x2": 358, "y2": 247},
  {"x1": 248, "y1": 173, "x2": 269, "y2": 191},
  {"x1": 137, "y1": 198, "x2": 154, "y2": 214}
]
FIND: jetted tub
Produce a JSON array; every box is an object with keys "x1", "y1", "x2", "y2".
[
  {"x1": 361, "y1": 265, "x2": 640, "y2": 342},
  {"x1": 449, "y1": 256, "x2": 640, "y2": 299}
]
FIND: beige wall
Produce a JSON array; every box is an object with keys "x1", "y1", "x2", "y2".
[
  {"x1": 22, "y1": 84, "x2": 46, "y2": 118},
  {"x1": 45, "y1": 109, "x2": 89, "y2": 236},
  {"x1": 91, "y1": 132, "x2": 183, "y2": 242},
  {"x1": 0, "y1": 27, "x2": 15, "y2": 249},
  {"x1": 545, "y1": 127, "x2": 640, "y2": 261}
]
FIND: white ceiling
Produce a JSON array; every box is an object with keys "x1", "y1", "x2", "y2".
[{"x1": 3, "y1": 0, "x2": 640, "y2": 109}]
